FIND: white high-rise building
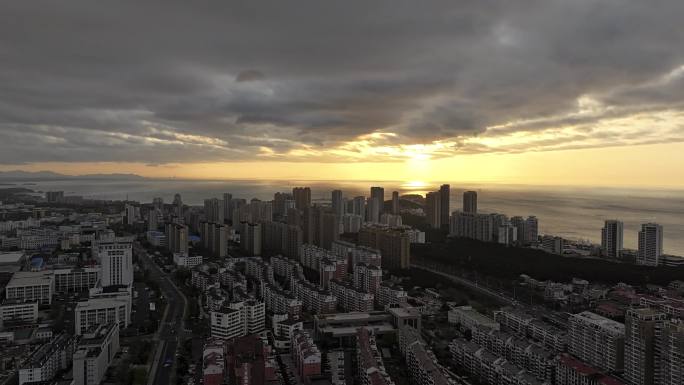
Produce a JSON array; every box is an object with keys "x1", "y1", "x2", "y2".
[
  {"x1": 93, "y1": 238, "x2": 133, "y2": 287},
  {"x1": 638, "y1": 223, "x2": 663, "y2": 266},
  {"x1": 601, "y1": 220, "x2": 624, "y2": 258}
]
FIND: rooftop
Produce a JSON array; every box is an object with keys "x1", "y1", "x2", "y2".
[
  {"x1": 573, "y1": 311, "x2": 625, "y2": 333},
  {"x1": 7, "y1": 271, "x2": 54, "y2": 287},
  {"x1": 0, "y1": 252, "x2": 24, "y2": 265}
]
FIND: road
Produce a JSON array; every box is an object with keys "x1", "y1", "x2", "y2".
[
  {"x1": 410, "y1": 262, "x2": 516, "y2": 306},
  {"x1": 136, "y1": 245, "x2": 188, "y2": 385}
]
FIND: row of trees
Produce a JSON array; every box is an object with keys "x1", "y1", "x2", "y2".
[{"x1": 412, "y1": 237, "x2": 683, "y2": 286}]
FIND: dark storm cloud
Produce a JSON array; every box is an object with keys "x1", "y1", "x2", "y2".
[{"x1": 1, "y1": 0, "x2": 684, "y2": 164}]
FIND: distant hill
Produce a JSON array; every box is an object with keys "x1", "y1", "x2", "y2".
[{"x1": 0, "y1": 170, "x2": 145, "y2": 180}]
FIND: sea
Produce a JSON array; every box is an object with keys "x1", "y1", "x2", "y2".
[{"x1": 10, "y1": 178, "x2": 684, "y2": 256}]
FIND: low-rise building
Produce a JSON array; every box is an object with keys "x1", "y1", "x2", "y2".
[
  {"x1": 448, "y1": 305, "x2": 500, "y2": 333},
  {"x1": 74, "y1": 296, "x2": 130, "y2": 335},
  {"x1": 6, "y1": 271, "x2": 55, "y2": 305},
  {"x1": 173, "y1": 253, "x2": 203, "y2": 268},
  {"x1": 377, "y1": 282, "x2": 407, "y2": 308},
  {"x1": 53, "y1": 267, "x2": 100, "y2": 294},
  {"x1": 0, "y1": 299, "x2": 39, "y2": 324}
]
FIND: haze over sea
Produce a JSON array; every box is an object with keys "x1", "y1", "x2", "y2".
[{"x1": 17, "y1": 178, "x2": 684, "y2": 256}]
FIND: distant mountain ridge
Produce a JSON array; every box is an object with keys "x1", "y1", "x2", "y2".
[{"x1": 0, "y1": 170, "x2": 145, "y2": 180}]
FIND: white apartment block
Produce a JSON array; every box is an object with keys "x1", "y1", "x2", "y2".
[
  {"x1": 6, "y1": 271, "x2": 55, "y2": 305},
  {"x1": 448, "y1": 305, "x2": 500, "y2": 333},
  {"x1": 377, "y1": 283, "x2": 408, "y2": 308},
  {"x1": 210, "y1": 300, "x2": 266, "y2": 340},
  {"x1": 353, "y1": 263, "x2": 382, "y2": 295},
  {"x1": 74, "y1": 297, "x2": 131, "y2": 335},
  {"x1": 472, "y1": 327, "x2": 556, "y2": 383},
  {"x1": 274, "y1": 318, "x2": 304, "y2": 340},
  {"x1": 261, "y1": 282, "x2": 302, "y2": 317},
  {"x1": 0, "y1": 299, "x2": 39, "y2": 324},
  {"x1": 73, "y1": 323, "x2": 120, "y2": 385},
  {"x1": 93, "y1": 237, "x2": 133, "y2": 287},
  {"x1": 449, "y1": 338, "x2": 547, "y2": 385},
  {"x1": 637, "y1": 223, "x2": 663, "y2": 267},
  {"x1": 330, "y1": 280, "x2": 374, "y2": 312},
  {"x1": 291, "y1": 278, "x2": 337, "y2": 314},
  {"x1": 568, "y1": 311, "x2": 625, "y2": 372},
  {"x1": 210, "y1": 306, "x2": 243, "y2": 340},
  {"x1": 494, "y1": 307, "x2": 567, "y2": 352},
  {"x1": 332, "y1": 240, "x2": 382, "y2": 268},
  {"x1": 173, "y1": 253, "x2": 203, "y2": 268},
  {"x1": 19, "y1": 333, "x2": 75, "y2": 385},
  {"x1": 271, "y1": 255, "x2": 304, "y2": 283},
  {"x1": 53, "y1": 267, "x2": 100, "y2": 293},
  {"x1": 300, "y1": 243, "x2": 339, "y2": 272}
]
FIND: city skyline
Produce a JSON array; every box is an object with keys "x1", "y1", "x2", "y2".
[{"x1": 3, "y1": 2, "x2": 684, "y2": 385}]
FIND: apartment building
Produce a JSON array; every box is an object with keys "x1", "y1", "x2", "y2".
[
  {"x1": 568, "y1": 311, "x2": 625, "y2": 372},
  {"x1": 73, "y1": 323, "x2": 120, "y2": 385},
  {"x1": 291, "y1": 330, "x2": 322, "y2": 384},
  {"x1": 210, "y1": 300, "x2": 265, "y2": 340},
  {"x1": 353, "y1": 263, "x2": 382, "y2": 295},
  {"x1": 356, "y1": 327, "x2": 395, "y2": 385},
  {"x1": 330, "y1": 279, "x2": 374, "y2": 312},
  {"x1": 18, "y1": 333, "x2": 75, "y2": 385},
  {"x1": 398, "y1": 327, "x2": 454, "y2": 385},
  {"x1": 377, "y1": 282, "x2": 408, "y2": 308}
]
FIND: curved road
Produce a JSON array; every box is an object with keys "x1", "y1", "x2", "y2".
[{"x1": 410, "y1": 262, "x2": 516, "y2": 306}]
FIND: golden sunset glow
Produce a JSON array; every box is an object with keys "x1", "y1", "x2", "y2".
[{"x1": 4, "y1": 141, "x2": 684, "y2": 188}]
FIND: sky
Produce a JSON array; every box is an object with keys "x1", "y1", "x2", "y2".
[{"x1": 1, "y1": 1, "x2": 684, "y2": 187}]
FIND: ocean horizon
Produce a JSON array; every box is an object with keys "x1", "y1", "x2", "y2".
[{"x1": 6, "y1": 178, "x2": 684, "y2": 256}]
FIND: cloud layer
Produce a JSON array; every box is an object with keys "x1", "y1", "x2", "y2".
[{"x1": 2, "y1": 0, "x2": 684, "y2": 164}]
